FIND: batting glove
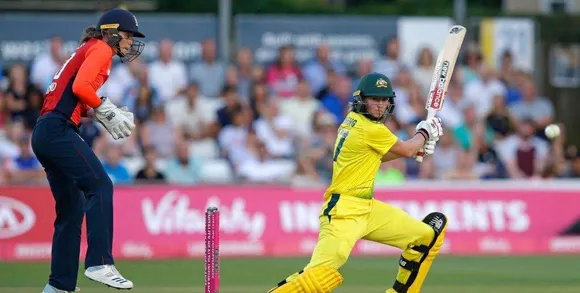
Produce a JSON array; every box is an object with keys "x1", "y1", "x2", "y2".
[
  {"x1": 423, "y1": 139, "x2": 437, "y2": 156},
  {"x1": 416, "y1": 117, "x2": 443, "y2": 141},
  {"x1": 95, "y1": 97, "x2": 135, "y2": 140}
]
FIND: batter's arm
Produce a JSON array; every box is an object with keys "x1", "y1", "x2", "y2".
[
  {"x1": 381, "y1": 152, "x2": 401, "y2": 162},
  {"x1": 387, "y1": 133, "x2": 427, "y2": 159}
]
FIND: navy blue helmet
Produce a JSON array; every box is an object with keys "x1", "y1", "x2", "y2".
[{"x1": 97, "y1": 8, "x2": 145, "y2": 62}]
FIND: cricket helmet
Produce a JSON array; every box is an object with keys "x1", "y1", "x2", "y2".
[
  {"x1": 97, "y1": 8, "x2": 145, "y2": 62},
  {"x1": 351, "y1": 72, "x2": 396, "y2": 123}
]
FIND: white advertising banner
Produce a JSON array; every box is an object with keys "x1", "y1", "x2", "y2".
[
  {"x1": 397, "y1": 17, "x2": 455, "y2": 69},
  {"x1": 480, "y1": 18, "x2": 536, "y2": 72}
]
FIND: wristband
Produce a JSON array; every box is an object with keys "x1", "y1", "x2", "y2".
[{"x1": 416, "y1": 129, "x2": 429, "y2": 141}]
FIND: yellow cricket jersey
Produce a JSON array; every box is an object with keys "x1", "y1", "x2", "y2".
[{"x1": 325, "y1": 112, "x2": 398, "y2": 200}]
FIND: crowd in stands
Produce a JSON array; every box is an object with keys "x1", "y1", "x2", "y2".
[{"x1": 0, "y1": 36, "x2": 578, "y2": 186}]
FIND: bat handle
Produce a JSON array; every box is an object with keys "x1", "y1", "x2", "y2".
[{"x1": 415, "y1": 148, "x2": 425, "y2": 163}]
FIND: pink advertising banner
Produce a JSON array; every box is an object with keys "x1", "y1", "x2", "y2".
[{"x1": 1, "y1": 185, "x2": 580, "y2": 260}]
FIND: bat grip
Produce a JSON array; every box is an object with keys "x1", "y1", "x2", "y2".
[
  {"x1": 415, "y1": 149, "x2": 425, "y2": 163},
  {"x1": 415, "y1": 111, "x2": 435, "y2": 163}
]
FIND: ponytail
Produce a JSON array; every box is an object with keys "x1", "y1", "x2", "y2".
[{"x1": 79, "y1": 26, "x2": 103, "y2": 44}]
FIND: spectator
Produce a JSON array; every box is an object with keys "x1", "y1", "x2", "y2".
[
  {"x1": 190, "y1": 39, "x2": 226, "y2": 98},
  {"x1": 164, "y1": 142, "x2": 202, "y2": 185},
  {"x1": 148, "y1": 39, "x2": 188, "y2": 101},
  {"x1": 266, "y1": 45, "x2": 302, "y2": 98},
  {"x1": 444, "y1": 149, "x2": 479, "y2": 180},
  {"x1": 508, "y1": 75, "x2": 555, "y2": 131},
  {"x1": 249, "y1": 82, "x2": 270, "y2": 121},
  {"x1": 135, "y1": 146, "x2": 165, "y2": 183},
  {"x1": 351, "y1": 59, "x2": 373, "y2": 93},
  {"x1": 279, "y1": 79, "x2": 321, "y2": 139},
  {"x1": 321, "y1": 75, "x2": 352, "y2": 124},
  {"x1": 101, "y1": 143, "x2": 132, "y2": 185},
  {"x1": 0, "y1": 121, "x2": 25, "y2": 162},
  {"x1": 439, "y1": 81, "x2": 466, "y2": 133},
  {"x1": 121, "y1": 63, "x2": 162, "y2": 124},
  {"x1": 4, "y1": 134, "x2": 44, "y2": 184},
  {"x1": 30, "y1": 36, "x2": 64, "y2": 91},
  {"x1": 464, "y1": 63, "x2": 507, "y2": 119},
  {"x1": 99, "y1": 58, "x2": 142, "y2": 105},
  {"x1": 562, "y1": 154, "x2": 580, "y2": 178},
  {"x1": 373, "y1": 37, "x2": 404, "y2": 80},
  {"x1": 396, "y1": 85, "x2": 425, "y2": 126},
  {"x1": 5, "y1": 63, "x2": 39, "y2": 120},
  {"x1": 0, "y1": 90, "x2": 9, "y2": 131},
  {"x1": 496, "y1": 118, "x2": 549, "y2": 179},
  {"x1": 430, "y1": 129, "x2": 460, "y2": 179},
  {"x1": 140, "y1": 107, "x2": 177, "y2": 159},
  {"x1": 237, "y1": 139, "x2": 293, "y2": 184},
  {"x1": 21, "y1": 87, "x2": 43, "y2": 130},
  {"x1": 166, "y1": 82, "x2": 219, "y2": 141},
  {"x1": 216, "y1": 85, "x2": 243, "y2": 128},
  {"x1": 461, "y1": 44, "x2": 483, "y2": 85},
  {"x1": 218, "y1": 106, "x2": 252, "y2": 167},
  {"x1": 486, "y1": 94, "x2": 515, "y2": 139},
  {"x1": 412, "y1": 47, "x2": 435, "y2": 96},
  {"x1": 234, "y1": 47, "x2": 254, "y2": 99},
  {"x1": 314, "y1": 70, "x2": 337, "y2": 101},
  {"x1": 473, "y1": 124, "x2": 506, "y2": 179},
  {"x1": 254, "y1": 98, "x2": 294, "y2": 159},
  {"x1": 302, "y1": 44, "x2": 345, "y2": 97},
  {"x1": 393, "y1": 68, "x2": 421, "y2": 125},
  {"x1": 224, "y1": 65, "x2": 240, "y2": 94},
  {"x1": 295, "y1": 111, "x2": 336, "y2": 185}
]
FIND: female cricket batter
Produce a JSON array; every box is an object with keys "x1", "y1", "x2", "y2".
[
  {"x1": 32, "y1": 8, "x2": 145, "y2": 293},
  {"x1": 269, "y1": 72, "x2": 446, "y2": 293}
]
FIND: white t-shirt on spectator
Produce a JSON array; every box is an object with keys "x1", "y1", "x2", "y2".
[
  {"x1": 148, "y1": 60, "x2": 188, "y2": 101},
  {"x1": 278, "y1": 98, "x2": 320, "y2": 138},
  {"x1": 237, "y1": 158, "x2": 291, "y2": 183},
  {"x1": 392, "y1": 88, "x2": 417, "y2": 125},
  {"x1": 373, "y1": 58, "x2": 402, "y2": 81},
  {"x1": 30, "y1": 53, "x2": 59, "y2": 91},
  {"x1": 0, "y1": 138, "x2": 20, "y2": 161},
  {"x1": 254, "y1": 116, "x2": 294, "y2": 157},
  {"x1": 218, "y1": 125, "x2": 249, "y2": 165},
  {"x1": 98, "y1": 64, "x2": 135, "y2": 105},
  {"x1": 438, "y1": 99, "x2": 465, "y2": 129},
  {"x1": 464, "y1": 78, "x2": 506, "y2": 118},
  {"x1": 165, "y1": 96, "x2": 217, "y2": 134}
]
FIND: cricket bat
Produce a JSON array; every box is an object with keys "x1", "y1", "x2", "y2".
[{"x1": 416, "y1": 25, "x2": 466, "y2": 163}]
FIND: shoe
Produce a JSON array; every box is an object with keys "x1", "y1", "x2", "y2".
[
  {"x1": 84, "y1": 264, "x2": 133, "y2": 290},
  {"x1": 41, "y1": 284, "x2": 80, "y2": 292}
]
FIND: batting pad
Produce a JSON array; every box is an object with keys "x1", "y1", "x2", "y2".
[
  {"x1": 269, "y1": 266, "x2": 343, "y2": 293},
  {"x1": 390, "y1": 212, "x2": 448, "y2": 293}
]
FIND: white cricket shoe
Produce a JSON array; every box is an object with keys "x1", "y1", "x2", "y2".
[
  {"x1": 84, "y1": 264, "x2": 134, "y2": 290},
  {"x1": 41, "y1": 284, "x2": 80, "y2": 292}
]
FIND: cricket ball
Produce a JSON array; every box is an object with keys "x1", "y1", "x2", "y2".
[{"x1": 544, "y1": 124, "x2": 561, "y2": 140}]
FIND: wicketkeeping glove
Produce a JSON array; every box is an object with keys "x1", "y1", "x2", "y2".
[{"x1": 95, "y1": 97, "x2": 135, "y2": 140}]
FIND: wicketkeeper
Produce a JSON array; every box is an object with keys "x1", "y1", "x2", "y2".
[{"x1": 32, "y1": 8, "x2": 145, "y2": 293}]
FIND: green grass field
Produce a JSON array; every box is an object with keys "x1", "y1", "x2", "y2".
[{"x1": 1, "y1": 256, "x2": 579, "y2": 292}]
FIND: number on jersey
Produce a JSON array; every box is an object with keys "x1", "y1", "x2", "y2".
[{"x1": 333, "y1": 129, "x2": 349, "y2": 162}]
